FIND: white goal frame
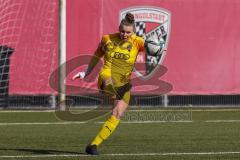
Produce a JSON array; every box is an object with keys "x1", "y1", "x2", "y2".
[{"x1": 59, "y1": 0, "x2": 66, "y2": 110}]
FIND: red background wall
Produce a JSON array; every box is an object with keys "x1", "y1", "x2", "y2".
[{"x1": 67, "y1": 0, "x2": 240, "y2": 94}]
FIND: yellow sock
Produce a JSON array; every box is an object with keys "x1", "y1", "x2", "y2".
[{"x1": 91, "y1": 115, "x2": 120, "y2": 146}]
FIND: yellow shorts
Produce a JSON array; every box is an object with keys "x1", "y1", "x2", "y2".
[{"x1": 97, "y1": 73, "x2": 131, "y2": 104}]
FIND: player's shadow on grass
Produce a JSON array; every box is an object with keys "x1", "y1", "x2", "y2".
[{"x1": 0, "y1": 148, "x2": 85, "y2": 155}]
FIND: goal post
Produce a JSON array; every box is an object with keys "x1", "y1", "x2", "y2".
[{"x1": 59, "y1": 0, "x2": 66, "y2": 110}]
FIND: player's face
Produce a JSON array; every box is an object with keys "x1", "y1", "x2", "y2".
[{"x1": 119, "y1": 25, "x2": 134, "y2": 41}]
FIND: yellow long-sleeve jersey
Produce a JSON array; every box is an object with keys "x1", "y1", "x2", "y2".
[{"x1": 94, "y1": 33, "x2": 144, "y2": 88}]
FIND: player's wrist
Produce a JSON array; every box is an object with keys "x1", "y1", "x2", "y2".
[{"x1": 84, "y1": 66, "x2": 94, "y2": 77}]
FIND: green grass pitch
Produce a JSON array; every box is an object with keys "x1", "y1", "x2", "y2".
[{"x1": 0, "y1": 108, "x2": 240, "y2": 160}]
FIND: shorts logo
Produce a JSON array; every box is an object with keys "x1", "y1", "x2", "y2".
[{"x1": 120, "y1": 6, "x2": 171, "y2": 78}]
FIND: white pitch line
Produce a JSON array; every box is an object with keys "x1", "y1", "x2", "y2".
[
  {"x1": 0, "y1": 154, "x2": 83, "y2": 158},
  {"x1": 205, "y1": 120, "x2": 240, "y2": 123},
  {"x1": 1, "y1": 108, "x2": 240, "y2": 113},
  {"x1": 0, "y1": 110, "x2": 55, "y2": 113},
  {"x1": 0, "y1": 122, "x2": 87, "y2": 125},
  {"x1": 0, "y1": 120, "x2": 240, "y2": 126},
  {"x1": 0, "y1": 121, "x2": 193, "y2": 126},
  {"x1": 2, "y1": 119, "x2": 240, "y2": 126},
  {"x1": 1, "y1": 151, "x2": 240, "y2": 158}
]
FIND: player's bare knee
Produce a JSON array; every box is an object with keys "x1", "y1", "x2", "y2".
[
  {"x1": 112, "y1": 107, "x2": 125, "y2": 119},
  {"x1": 116, "y1": 110, "x2": 125, "y2": 119}
]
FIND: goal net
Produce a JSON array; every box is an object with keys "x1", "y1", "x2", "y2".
[{"x1": 0, "y1": 0, "x2": 59, "y2": 107}]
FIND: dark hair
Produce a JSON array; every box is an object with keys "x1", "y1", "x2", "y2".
[{"x1": 119, "y1": 12, "x2": 136, "y2": 32}]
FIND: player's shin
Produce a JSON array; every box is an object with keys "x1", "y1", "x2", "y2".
[{"x1": 91, "y1": 115, "x2": 120, "y2": 146}]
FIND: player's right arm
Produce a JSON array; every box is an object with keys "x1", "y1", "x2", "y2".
[{"x1": 72, "y1": 40, "x2": 105, "y2": 80}]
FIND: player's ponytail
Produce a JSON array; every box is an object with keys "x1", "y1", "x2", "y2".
[{"x1": 120, "y1": 12, "x2": 136, "y2": 32}]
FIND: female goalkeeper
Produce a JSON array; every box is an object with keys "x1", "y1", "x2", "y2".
[{"x1": 72, "y1": 12, "x2": 144, "y2": 155}]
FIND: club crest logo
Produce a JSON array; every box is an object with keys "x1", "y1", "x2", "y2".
[{"x1": 120, "y1": 6, "x2": 171, "y2": 78}]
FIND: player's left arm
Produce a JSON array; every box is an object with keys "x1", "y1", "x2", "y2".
[
  {"x1": 132, "y1": 37, "x2": 146, "y2": 77},
  {"x1": 137, "y1": 37, "x2": 145, "y2": 52}
]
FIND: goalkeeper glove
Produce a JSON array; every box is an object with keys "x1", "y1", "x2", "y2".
[{"x1": 72, "y1": 71, "x2": 85, "y2": 80}]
